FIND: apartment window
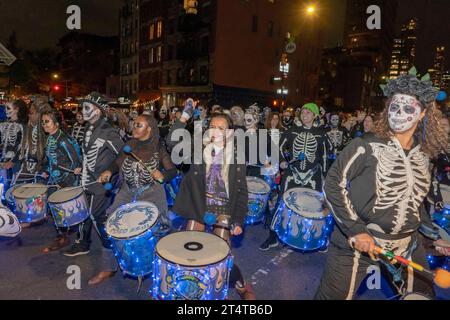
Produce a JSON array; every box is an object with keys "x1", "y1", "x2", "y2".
[
  {"x1": 168, "y1": 45, "x2": 174, "y2": 60},
  {"x1": 157, "y1": 21, "x2": 163, "y2": 38},
  {"x1": 252, "y1": 15, "x2": 258, "y2": 33},
  {"x1": 169, "y1": 19, "x2": 175, "y2": 34},
  {"x1": 149, "y1": 24, "x2": 155, "y2": 40},
  {"x1": 268, "y1": 21, "x2": 274, "y2": 37},
  {"x1": 167, "y1": 70, "x2": 172, "y2": 85},
  {"x1": 149, "y1": 48, "x2": 154, "y2": 64},
  {"x1": 156, "y1": 46, "x2": 162, "y2": 63}
]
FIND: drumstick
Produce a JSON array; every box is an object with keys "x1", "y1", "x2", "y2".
[
  {"x1": 58, "y1": 165, "x2": 75, "y2": 173},
  {"x1": 64, "y1": 181, "x2": 100, "y2": 192},
  {"x1": 373, "y1": 246, "x2": 450, "y2": 289}
]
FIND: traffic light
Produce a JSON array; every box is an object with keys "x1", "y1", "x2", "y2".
[{"x1": 53, "y1": 85, "x2": 60, "y2": 91}]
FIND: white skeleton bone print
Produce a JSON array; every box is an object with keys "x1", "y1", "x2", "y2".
[
  {"x1": 0, "y1": 122, "x2": 23, "y2": 160},
  {"x1": 82, "y1": 138, "x2": 106, "y2": 185},
  {"x1": 292, "y1": 132, "x2": 318, "y2": 170},
  {"x1": 370, "y1": 139, "x2": 430, "y2": 234},
  {"x1": 122, "y1": 154, "x2": 159, "y2": 190},
  {"x1": 285, "y1": 166, "x2": 317, "y2": 191},
  {"x1": 327, "y1": 130, "x2": 343, "y2": 149}
]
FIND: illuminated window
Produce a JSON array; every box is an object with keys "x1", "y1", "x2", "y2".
[
  {"x1": 149, "y1": 48, "x2": 154, "y2": 64},
  {"x1": 149, "y1": 24, "x2": 155, "y2": 40},
  {"x1": 156, "y1": 46, "x2": 162, "y2": 63},
  {"x1": 157, "y1": 21, "x2": 163, "y2": 38}
]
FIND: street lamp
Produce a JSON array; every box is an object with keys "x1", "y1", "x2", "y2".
[
  {"x1": 306, "y1": 5, "x2": 316, "y2": 15},
  {"x1": 52, "y1": 73, "x2": 59, "y2": 80}
]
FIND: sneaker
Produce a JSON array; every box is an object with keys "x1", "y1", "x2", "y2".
[
  {"x1": 62, "y1": 243, "x2": 90, "y2": 257},
  {"x1": 259, "y1": 237, "x2": 279, "y2": 251}
]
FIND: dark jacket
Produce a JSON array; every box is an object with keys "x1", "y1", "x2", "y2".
[
  {"x1": 167, "y1": 119, "x2": 248, "y2": 226},
  {"x1": 324, "y1": 133, "x2": 439, "y2": 246}
]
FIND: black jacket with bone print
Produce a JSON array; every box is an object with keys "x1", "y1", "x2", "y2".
[{"x1": 324, "y1": 133, "x2": 439, "y2": 245}]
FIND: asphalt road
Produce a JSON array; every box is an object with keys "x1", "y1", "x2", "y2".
[{"x1": 0, "y1": 215, "x2": 449, "y2": 300}]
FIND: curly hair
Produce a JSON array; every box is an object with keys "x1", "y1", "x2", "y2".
[{"x1": 373, "y1": 99, "x2": 448, "y2": 159}]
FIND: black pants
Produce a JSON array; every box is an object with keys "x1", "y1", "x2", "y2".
[
  {"x1": 314, "y1": 236, "x2": 435, "y2": 300},
  {"x1": 77, "y1": 192, "x2": 114, "y2": 249}
]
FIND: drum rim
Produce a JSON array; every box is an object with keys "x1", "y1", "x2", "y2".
[
  {"x1": 246, "y1": 176, "x2": 271, "y2": 194},
  {"x1": 400, "y1": 292, "x2": 432, "y2": 300},
  {"x1": 12, "y1": 184, "x2": 47, "y2": 199},
  {"x1": 155, "y1": 231, "x2": 231, "y2": 267},
  {"x1": 106, "y1": 201, "x2": 160, "y2": 239},
  {"x1": 48, "y1": 187, "x2": 85, "y2": 204}
]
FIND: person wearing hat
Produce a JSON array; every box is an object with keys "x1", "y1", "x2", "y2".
[
  {"x1": 62, "y1": 92, "x2": 125, "y2": 286},
  {"x1": 315, "y1": 68, "x2": 450, "y2": 299},
  {"x1": 259, "y1": 102, "x2": 332, "y2": 251}
]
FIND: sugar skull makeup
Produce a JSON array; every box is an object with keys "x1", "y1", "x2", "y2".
[
  {"x1": 6, "y1": 103, "x2": 18, "y2": 120},
  {"x1": 82, "y1": 102, "x2": 100, "y2": 122},
  {"x1": 330, "y1": 115, "x2": 340, "y2": 128},
  {"x1": 388, "y1": 94, "x2": 422, "y2": 133},
  {"x1": 244, "y1": 112, "x2": 258, "y2": 129}
]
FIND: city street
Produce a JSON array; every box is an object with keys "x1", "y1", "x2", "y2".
[{"x1": 1, "y1": 215, "x2": 449, "y2": 300}]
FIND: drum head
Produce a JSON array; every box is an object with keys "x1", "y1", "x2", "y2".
[
  {"x1": 401, "y1": 293, "x2": 431, "y2": 300},
  {"x1": 0, "y1": 206, "x2": 21, "y2": 237},
  {"x1": 282, "y1": 188, "x2": 328, "y2": 219},
  {"x1": 247, "y1": 176, "x2": 271, "y2": 195},
  {"x1": 156, "y1": 231, "x2": 230, "y2": 267},
  {"x1": 12, "y1": 184, "x2": 47, "y2": 199},
  {"x1": 106, "y1": 201, "x2": 159, "y2": 239},
  {"x1": 48, "y1": 187, "x2": 83, "y2": 203}
]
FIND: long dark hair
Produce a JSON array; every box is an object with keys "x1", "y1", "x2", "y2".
[
  {"x1": 40, "y1": 106, "x2": 66, "y2": 132},
  {"x1": 12, "y1": 99, "x2": 28, "y2": 124},
  {"x1": 20, "y1": 99, "x2": 47, "y2": 163}
]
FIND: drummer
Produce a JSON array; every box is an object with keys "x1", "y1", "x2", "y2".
[
  {"x1": 40, "y1": 106, "x2": 82, "y2": 253},
  {"x1": 259, "y1": 103, "x2": 332, "y2": 251},
  {"x1": 97, "y1": 114, "x2": 177, "y2": 280},
  {"x1": 316, "y1": 71, "x2": 449, "y2": 300},
  {"x1": 166, "y1": 99, "x2": 256, "y2": 300}
]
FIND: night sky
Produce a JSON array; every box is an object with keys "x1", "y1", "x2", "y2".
[{"x1": 0, "y1": 0, "x2": 449, "y2": 71}]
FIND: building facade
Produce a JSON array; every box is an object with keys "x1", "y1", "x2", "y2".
[
  {"x1": 119, "y1": 0, "x2": 140, "y2": 98},
  {"x1": 388, "y1": 18, "x2": 418, "y2": 79}
]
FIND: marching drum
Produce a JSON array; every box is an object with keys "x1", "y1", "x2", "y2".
[
  {"x1": 5, "y1": 185, "x2": 20, "y2": 212},
  {"x1": 273, "y1": 188, "x2": 334, "y2": 251},
  {"x1": 106, "y1": 201, "x2": 160, "y2": 278},
  {"x1": 153, "y1": 231, "x2": 233, "y2": 300},
  {"x1": 400, "y1": 292, "x2": 432, "y2": 300},
  {"x1": 48, "y1": 187, "x2": 89, "y2": 228},
  {"x1": 12, "y1": 184, "x2": 48, "y2": 223},
  {"x1": 260, "y1": 166, "x2": 279, "y2": 190},
  {"x1": 164, "y1": 173, "x2": 183, "y2": 207},
  {"x1": 246, "y1": 176, "x2": 271, "y2": 225}
]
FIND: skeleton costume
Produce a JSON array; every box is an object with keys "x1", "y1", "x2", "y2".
[
  {"x1": 279, "y1": 124, "x2": 330, "y2": 193},
  {"x1": 71, "y1": 122, "x2": 85, "y2": 147},
  {"x1": 316, "y1": 70, "x2": 442, "y2": 300},
  {"x1": 0, "y1": 121, "x2": 23, "y2": 164},
  {"x1": 70, "y1": 93, "x2": 125, "y2": 255},
  {"x1": 44, "y1": 129, "x2": 81, "y2": 188},
  {"x1": 326, "y1": 114, "x2": 350, "y2": 162}
]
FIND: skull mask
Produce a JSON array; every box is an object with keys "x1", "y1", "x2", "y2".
[
  {"x1": 388, "y1": 94, "x2": 422, "y2": 133},
  {"x1": 82, "y1": 102, "x2": 101, "y2": 123},
  {"x1": 230, "y1": 106, "x2": 244, "y2": 127},
  {"x1": 244, "y1": 111, "x2": 259, "y2": 130},
  {"x1": 330, "y1": 114, "x2": 340, "y2": 128}
]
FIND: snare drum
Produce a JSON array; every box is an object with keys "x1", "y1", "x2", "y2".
[
  {"x1": 12, "y1": 184, "x2": 48, "y2": 223},
  {"x1": 5, "y1": 185, "x2": 20, "y2": 212},
  {"x1": 106, "y1": 201, "x2": 160, "y2": 277},
  {"x1": 48, "y1": 188, "x2": 89, "y2": 228},
  {"x1": 400, "y1": 292, "x2": 432, "y2": 300},
  {"x1": 246, "y1": 177, "x2": 271, "y2": 225},
  {"x1": 153, "y1": 231, "x2": 233, "y2": 300},
  {"x1": 273, "y1": 188, "x2": 334, "y2": 251}
]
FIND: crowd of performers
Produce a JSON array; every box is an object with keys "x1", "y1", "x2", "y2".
[{"x1": 1, "y1": 68, "x2": 450, "y2": 300}]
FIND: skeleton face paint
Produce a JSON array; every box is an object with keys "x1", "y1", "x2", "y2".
[
  {"x1": 6, "y1": 104, "x2": 18, "y2": 120},
  {"x1": 388, "y1": 94, "x2": 422, "y2": 133},
  {"x1": 230, "y1": 107, "x2": 244, "y2": 126},
  {"x1": 82, "y1": 102, "x2": 101, "y2": 122},
  {"x1": 330, "y1": 115, "x2": 340, "y2": 128},
  {"x1": 244, "y1": 113, "x2": 258, "y2": 129}
]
